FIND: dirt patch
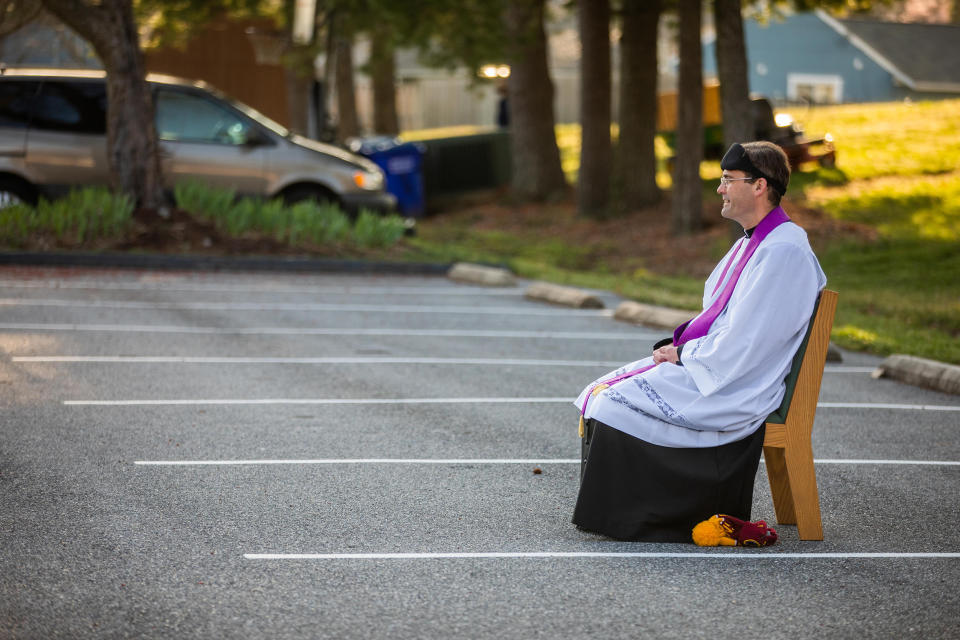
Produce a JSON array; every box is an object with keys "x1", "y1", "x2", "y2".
[
  {"x1": 427, "y1": 192, "x2": 874, "y2": 278},
  {"x1": 114, "y1": 207, "x2": 296, "y2": 255}
]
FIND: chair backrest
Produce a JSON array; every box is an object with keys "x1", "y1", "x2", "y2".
[{"x1": 765, "y1": 290, "x2": 836, "y2": 425}]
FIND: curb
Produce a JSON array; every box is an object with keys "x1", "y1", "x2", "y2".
[
  {"x1": 446, "y1": 262, "x2": 516, "y2": 287},
  {"x1": 524, "y1": 282, "x2": 604, "y2": 309},
  {"x1": 613, "y1": 301, "x2": 692, "y2": 329},
  {"x1": 0, "y1": 251, "x2": 451, "y2": 275},
  {"x1": 872, "y1": 354, "x2": 960, "y2": 396}
]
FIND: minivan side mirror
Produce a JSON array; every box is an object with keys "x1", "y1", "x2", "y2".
[{"x1": 242, "y1": 127, "x2": 272, "y2": 147}]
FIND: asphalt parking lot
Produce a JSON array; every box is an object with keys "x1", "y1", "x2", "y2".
[{"x1": 1, "y1": 265, "x2": 958, "y2": 639}]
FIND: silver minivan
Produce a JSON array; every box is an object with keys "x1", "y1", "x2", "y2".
[{"x1": 0, "y1": 68, "x2": 396, "y2": 213}]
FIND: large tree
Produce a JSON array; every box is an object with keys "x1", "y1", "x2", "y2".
[
  {"x1": 714, "y1": 0, "x2": 752, "y2": 239},
  {"x1": 616, "y1": 0, "x2": 662, "y2": 211},
  {"x1": 672, "y1": 0, "x2": 703, "y2": 235},
  {"x1": 369, "y1": 25, "x2": 400, "y2": 135},
  {"x1": 714, "y1": 0, "x2": 752, "y2": 149},
  {"x1": 334, "y1": 32, "x2": 360, "y2": 140},
  {"x1": 40, "y1": 0, "x2": 167, "y2": 212},
  {"x1": 503, "y1": 0, "x2": 567, "y2": 201},
  {"x1": 0, "y1": 0, "x2": 42, "y2": 36},
  {"x1": 578, "y1": 0, "x2": 611, "y2": 217}
]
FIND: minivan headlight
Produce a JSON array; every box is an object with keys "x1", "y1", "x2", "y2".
[{"x1": 353, "y1": 170, "x2": 384, "y2": 191}]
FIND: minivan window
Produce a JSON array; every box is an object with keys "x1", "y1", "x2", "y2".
[
  {"x1": 155, "y1": 89, "x2": 252, "y2": 145},
  {"x1": 0, "y1": 81, "x2": 39, "y2": 128},
  {"x1": 33, "y1": 81, "x2": 107, "y2": 134}
]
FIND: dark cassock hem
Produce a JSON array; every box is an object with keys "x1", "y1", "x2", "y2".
[{"x1": 572, "y1": 419, "x2": 765, "y2": 543}]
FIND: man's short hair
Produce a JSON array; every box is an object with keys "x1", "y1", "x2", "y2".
[{"x1": 741, "y1": 141, "x2": 790, "y2": 206}]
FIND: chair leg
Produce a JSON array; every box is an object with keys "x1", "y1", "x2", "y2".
[
  {"x1": 763, "y1": 445, "x2": 797, "y2": 525},
  {"x1": 784, "y1": 444, "x2": 824, "y2": 541}
]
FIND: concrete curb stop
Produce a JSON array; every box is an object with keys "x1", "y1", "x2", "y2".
[
  {"x1": 524, "y1": 282, "x2": 604, "y2": 309},
  {"x1": 613, "y1": 301, "x2": 692, "y2": 330},
  {"x1": 826, "y1": 343, "x2": 843, "y2": 362},
  {"x1": 446, "y1": 262, "x2": 516, "y2": 287},
  {"x1": 872, "y1": 354, "x2": 960, "y2": 395}
]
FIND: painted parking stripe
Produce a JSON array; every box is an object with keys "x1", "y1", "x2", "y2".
[
  {"x1": 133, "y1": 457, "x2": 960, "y2": 466},
  {"x1": 0, "y1": 298, "x2": 613, "y2": 317},
  {"x1": 818, "y1": 402, "x2": 960, "y2": 411},
  {"x1": 65, "y1": 397, "x2": 574, "y2": 406},
  {"x1": 9, "y1": 354, "x2": 876, "y2": 373},
  {"x1": 135, "y1": 458, "x2": 583, "y2": 466},
  {"x1": 0, "y1": 280, "x2": 526, "y2": 296},
  {"x1": 15, "y1": 356, "x2": 627, "y2": 367},
  {"x1": 0, "y1": 323, "x2": 658, "y2": 340},
  {"x1": 244, "y1": 552, "x2": 960, "y2": 560},
  {"x1": 65, "y1": 397, "x2": 960, "y2": 410}
]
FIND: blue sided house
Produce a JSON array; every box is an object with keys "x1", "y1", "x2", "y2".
[{"x1": 705, "y1": 10, "x2": 960, "y2": 104}]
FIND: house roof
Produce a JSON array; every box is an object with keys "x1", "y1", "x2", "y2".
[{"x1": 818, "y1": 10, "x2": 960, "y2": 93}]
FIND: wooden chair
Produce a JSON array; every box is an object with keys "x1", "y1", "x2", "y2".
[{"x1": 762, "y1": 289, "x2": 838, "y2": 541}]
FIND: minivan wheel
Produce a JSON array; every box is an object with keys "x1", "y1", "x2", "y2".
[
  {"x1": 281, "y1": 185, "x2": 339, "y2": 209},
  {"x1": 0, "y1": 176, "x2": 38, "y2": 209}
]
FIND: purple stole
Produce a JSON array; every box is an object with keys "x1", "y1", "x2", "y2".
[{"x1": 578, "y1": 207, "x2": 791, "y2": 434}]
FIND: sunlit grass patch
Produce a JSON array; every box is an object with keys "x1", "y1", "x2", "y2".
[
  {"x1": 833, "y1": 325, "x2": 891, "y2": 352},
  {"x1": 796, "y1": 99, "x2": 960, "y2": 181},
  {"x1": 804, "y1": 172, "x2": 960, "y2": 241},
  {"x1": 818, "y1": 236, "x2": 960, "y2": 362}
]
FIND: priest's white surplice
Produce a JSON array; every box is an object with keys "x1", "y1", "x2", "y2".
[{"x1": 574, "y1": 221, "x2": 827, "y2": 448}]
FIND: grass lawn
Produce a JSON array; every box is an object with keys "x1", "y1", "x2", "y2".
[{"x1": 406, "y1": 98, "x2": 960, "y2": 365}]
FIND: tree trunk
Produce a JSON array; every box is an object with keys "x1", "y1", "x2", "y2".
[
  {"x1": 577, "y1": 0, "x2": 611, "y2": 218},
  {"x1": 672, "y1": 0, "x2": 703, "y2": 236},
  {"x1": 40, "y1": 0, "x2": 167, "y2": 212},
  {"x1": 284, "y1": 63, "x2": 312, "y2": 136},
  {"x1": 503, "y1": 0, "x2": 566, "y2": 202},
  {"x1": 334, "y1": 35, "x2": 360, "y2": 141},
  {"x1": 0, "y1": 1, "x2": 43, "y2": 37},
  {"x1": 370, "y1": 33, "x2": 399, "y2": 135},
  {"x1": 714, "y1": 0, "x2": 752, "y2": 240},
  {"x1": 617, "y1": 0, "x2": 661, "y2": 212},
  {"x1": 715, "y1": 0, "x2": 752, "y2": 148}
]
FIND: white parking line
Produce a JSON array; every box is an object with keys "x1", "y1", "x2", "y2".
[
  {"x1": 0, "y1": 298, "x2": 613, "y2": 317},
  {"x1": 135, "y1": 458, "x2": 583, "y2": 466},
  {"x1": 8, "y1": 354, "x2": 877, "y2": 372},
  {"x1": 818, "y1": 402, "x2": 960, "y2": 411},
  {"x1": 243, "y1": 551, "x2": 960, "y2": 560},
  {"x1": 65, "y1": 397, "x2": 573, "y2": 406},
  {"x1": 15, "y1": 356, "x2": 627, "y2": 367},
  {"x1": 64, "y1": 397, "x2": 960, "y2": 410},
  {"x1": 0, "y1": 280, "x2": 526, "y2": 296},
  {"x1": 0, "y1": 323, "x2": 657, "y2": 340},
  {"x1": 133, "y1": 457, "x2": 960, "y2": 466}
]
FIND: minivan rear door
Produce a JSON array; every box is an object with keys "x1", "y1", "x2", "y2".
[
  {"x1": 0, "y1": 80, "x2": 35, "y2": 158},
  {"x1": 154, "y1": 87, "x2": 269, "y2": 196},
  {"x1": 21, "y1": 79, "x2": 110, "y2": 193}
]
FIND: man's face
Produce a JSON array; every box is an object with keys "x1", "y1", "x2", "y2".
[{"x1": 717, "y1": 170, "x2": 756, "y2": 224}]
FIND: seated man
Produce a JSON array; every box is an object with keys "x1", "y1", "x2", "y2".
[{"x1": 573, "y1": 141, "x2": 826, "y2": 542}]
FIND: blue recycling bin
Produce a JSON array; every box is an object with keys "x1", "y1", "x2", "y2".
[{"x1": 351, "y1": 136, "x2": 426, "y2": 217}]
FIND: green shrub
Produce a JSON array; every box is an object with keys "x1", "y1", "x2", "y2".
[
  {"x1": 352, "y1": 210, "x2": 407, "y2": 248},
  {"x1": 302, "y1": 201, "x2": 351, "y2": 245},
  {"x1": 0, "y1": 187, "x2": 133, "y2": 247},
  {"x1": 1, "y1": 179, "x2": 407, "y2": 252},
  {"x1": 174, "y1": 180, "x2": 236, "y2": 220},
  {"x1": 0, "y1": 203, "x2": 37, "y2": 246}
]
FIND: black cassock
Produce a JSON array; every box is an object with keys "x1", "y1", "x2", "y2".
[{"x1": 573, "y1": 419, "x2": 765, "y2": 543}]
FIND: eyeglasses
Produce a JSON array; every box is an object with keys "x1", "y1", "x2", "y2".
[{"x1": 718, "y1": 176, "x2": 757, "y2": 187}]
